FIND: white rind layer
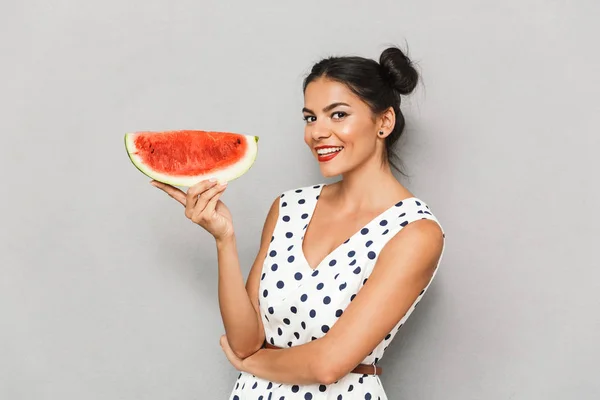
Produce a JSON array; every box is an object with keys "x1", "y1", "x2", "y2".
[{"x1": 125, "y1": 132, "x2": 259, "y2": 187}]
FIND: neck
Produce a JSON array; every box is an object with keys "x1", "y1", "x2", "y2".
[{"x1": 332, "y1": 157, "x2": 408, "y2": 212}]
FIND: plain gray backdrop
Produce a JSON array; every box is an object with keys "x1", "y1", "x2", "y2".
[{"x1": 1, "y1": 0, "x2": 599, "y2": 399}]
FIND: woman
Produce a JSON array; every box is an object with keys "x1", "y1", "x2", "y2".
[{"x1": 151, "y1": 45, "x2": 446, "y2": 399}]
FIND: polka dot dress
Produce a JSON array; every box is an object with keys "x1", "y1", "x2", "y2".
[{"x1": 228, "y1": 184, "x2": 446, "y2": 400}]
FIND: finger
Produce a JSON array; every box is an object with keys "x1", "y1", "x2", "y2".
[
  {"x1": 187, "y1": 178, "x2": 219, "y2": 198},
  {"x1": 185, "y1": 179, "x2": 218, "y2": 218},
  {"x1": 150, "y1": 180, "x2": 186, "y2": 206},
  {"x1": 192, "y1": 182, "x2": 227, "y2": 220},
  {"x1": 204, "y1": 184, "x2": 226, "y2": 216}
]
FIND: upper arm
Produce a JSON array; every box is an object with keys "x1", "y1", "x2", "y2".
[
  {"x1": 317, "y1": 218, "x2": 445, "y2": 382},
  {"x1": 245, "y1": 195, "x2": 281, "y2": 348}
]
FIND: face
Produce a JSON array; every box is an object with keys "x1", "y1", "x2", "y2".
[{"x1": 302, "y1": 77, "x2": 391, "y2": 177}]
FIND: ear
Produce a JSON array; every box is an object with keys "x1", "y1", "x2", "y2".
[{"x1": 377, "y1": 106, "x2": 396, "y2": 138}]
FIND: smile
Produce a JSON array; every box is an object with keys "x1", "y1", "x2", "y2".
[
  {"x1": 315, "y1": 146, "x2": 343, "y2": 162},
  {"x1": 316, "y1": 146, "x2": 343, "y2": 155}
]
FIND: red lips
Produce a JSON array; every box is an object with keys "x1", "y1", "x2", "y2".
[{"x1": 315, "y1": 145, "x2": 343, "y2": 163}]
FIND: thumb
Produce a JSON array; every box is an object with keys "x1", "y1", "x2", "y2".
[{"x1": 150, "y1": 180, "x2": 186, "y2": 206}]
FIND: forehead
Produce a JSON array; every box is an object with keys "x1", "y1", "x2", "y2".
[{"x1": 303, "y1": 77, "x2": 361, "y2": 105}]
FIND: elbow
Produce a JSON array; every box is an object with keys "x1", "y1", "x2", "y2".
[
  {"x1": 229, "y1": 328, "x2": 266, "y2": 359},
  {"x1": 230, "y1": 340, "x2": 264, "y2": 360},
  {"x1": 311, "y1": 340, "x2": 350, "y2": 385},
  {"x1": 317, "y1": 372, "x2": 340, "y2": 386},
  {"x1": 316, "y1": 366, "x2": 343, "y2": 386},
  {"x1": 232, "y1": 347, "x2": 253, "y2": 360},
  {"x1": 312, "y1": 356, "x2": 344, "y2": 385},
  {"x1": 232, "y1": 346, "x2": 260, "y2": 360}
]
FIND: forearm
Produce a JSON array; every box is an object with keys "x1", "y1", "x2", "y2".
[
  {"x1": 241, "y1": 340, "x2": 330, "y2": 385},
  {"x1": 216, "y1": 235, "x2": 262, "y2": 357}
]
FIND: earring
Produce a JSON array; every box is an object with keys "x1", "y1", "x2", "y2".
[{"x1": 379, "y1": 131, "x2": 384, "y2": 135}]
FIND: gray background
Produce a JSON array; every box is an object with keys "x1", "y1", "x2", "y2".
[{"x1": 1, "y1": 0, "x2": 598, "y2": 399}]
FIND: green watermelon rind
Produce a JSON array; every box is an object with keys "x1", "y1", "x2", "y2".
[{"x1": 124, "y1": 132, "x2": 259, "y2": 187}]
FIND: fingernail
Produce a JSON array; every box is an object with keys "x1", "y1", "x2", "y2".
[
  {"x1": 218, "y1": 180, "x2": 228, "y2": 187},
  {"x1": 209, "y1": 177, "x2": 217, "y2": 183}
]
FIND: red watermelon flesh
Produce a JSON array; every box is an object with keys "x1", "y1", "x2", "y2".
[{"x1": 125, "y1": 130, "x2": 259, "y2": 187}]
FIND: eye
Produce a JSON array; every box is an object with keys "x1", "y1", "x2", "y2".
[
  {"x1": 332, "y1": 111, "x2": 347, "y2": 120},
  {"x1": 303, "y1": 115, "x2": 316, "y2": 123}
]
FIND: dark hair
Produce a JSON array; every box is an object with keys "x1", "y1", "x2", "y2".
[{"x1": 302, "y1": 45, "x2": 420, "y2": 177}]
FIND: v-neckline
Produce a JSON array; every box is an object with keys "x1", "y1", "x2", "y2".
[{"x1": 299, "y1": 184, "x2": 416, "y2": 272}]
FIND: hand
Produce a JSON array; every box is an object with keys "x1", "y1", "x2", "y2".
[
  {"x1": 150, "y1": 179, "x2": 234, "y2": 241},
  {"x1": 220, "y1": 334, "x2": 245, "y2": 371}
]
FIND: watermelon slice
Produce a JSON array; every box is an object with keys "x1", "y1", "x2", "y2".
[{"x1": 124, "y1": 130, "x2": 259, "y2": 187}]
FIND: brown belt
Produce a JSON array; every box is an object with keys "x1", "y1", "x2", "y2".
[{"x1": 262, "y1": 342, "x2": 383, "y2": 376}]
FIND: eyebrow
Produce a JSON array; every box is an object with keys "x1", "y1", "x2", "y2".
[{"x1": 302, "y1": 102, "x2": 351, "y2": 114}]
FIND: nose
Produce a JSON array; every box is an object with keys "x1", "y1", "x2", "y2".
[{"x1": 310, "y1": 121, "x2": 332, "y2": 141}]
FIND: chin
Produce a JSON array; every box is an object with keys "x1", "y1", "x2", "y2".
[
  {"x1": 319, "y1": 164, "x2": 347, "y2": 178},
  {"x1": 320, "y1": 170, "x2": 338, "y2": 178}
]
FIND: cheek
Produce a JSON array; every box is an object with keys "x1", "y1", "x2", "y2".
[
  {"x1": 336, "y1": 120, "x2": 375, "y2": 149},
  {"x1": 303, "y1": 127, "x2": 311, "y2": 146}
]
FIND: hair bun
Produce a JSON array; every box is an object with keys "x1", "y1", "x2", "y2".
[{"x1": 379, "y1": 46, "x2": 419, "y2": 95}]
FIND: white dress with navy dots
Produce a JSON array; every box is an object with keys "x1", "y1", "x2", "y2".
[{"x1": 228, "y1": 183, "x2": 446, "y2": 400}]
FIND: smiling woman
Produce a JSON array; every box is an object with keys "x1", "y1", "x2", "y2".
[
  {"x1": 301, "y1": 47, "x2": 418, "y2": 179},
  {"x1": 220, "y1": 45, "x2": 446, "y2": 400},
  {"x1": 151, "y1": 44, "x2": 446, "y2": 400}
]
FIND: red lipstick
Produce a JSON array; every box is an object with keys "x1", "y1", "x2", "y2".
[{"x1": 315, "y1": 145, "x2": 343, "y2": 163}]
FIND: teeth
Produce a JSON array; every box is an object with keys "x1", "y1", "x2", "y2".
[{"x1": 316, "y1": 147, "x2": 343, "y2": 155}]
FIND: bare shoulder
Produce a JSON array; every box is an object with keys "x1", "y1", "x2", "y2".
[
  {"x1": 394, "y1": 217, "x2": 444, "y2": 245},
  {"x1": 380, "y1": 217, "x2": 445, "y2": 273},
  {"x1": 263, "y1": 195, "x2": 280, "y2": 231}
]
